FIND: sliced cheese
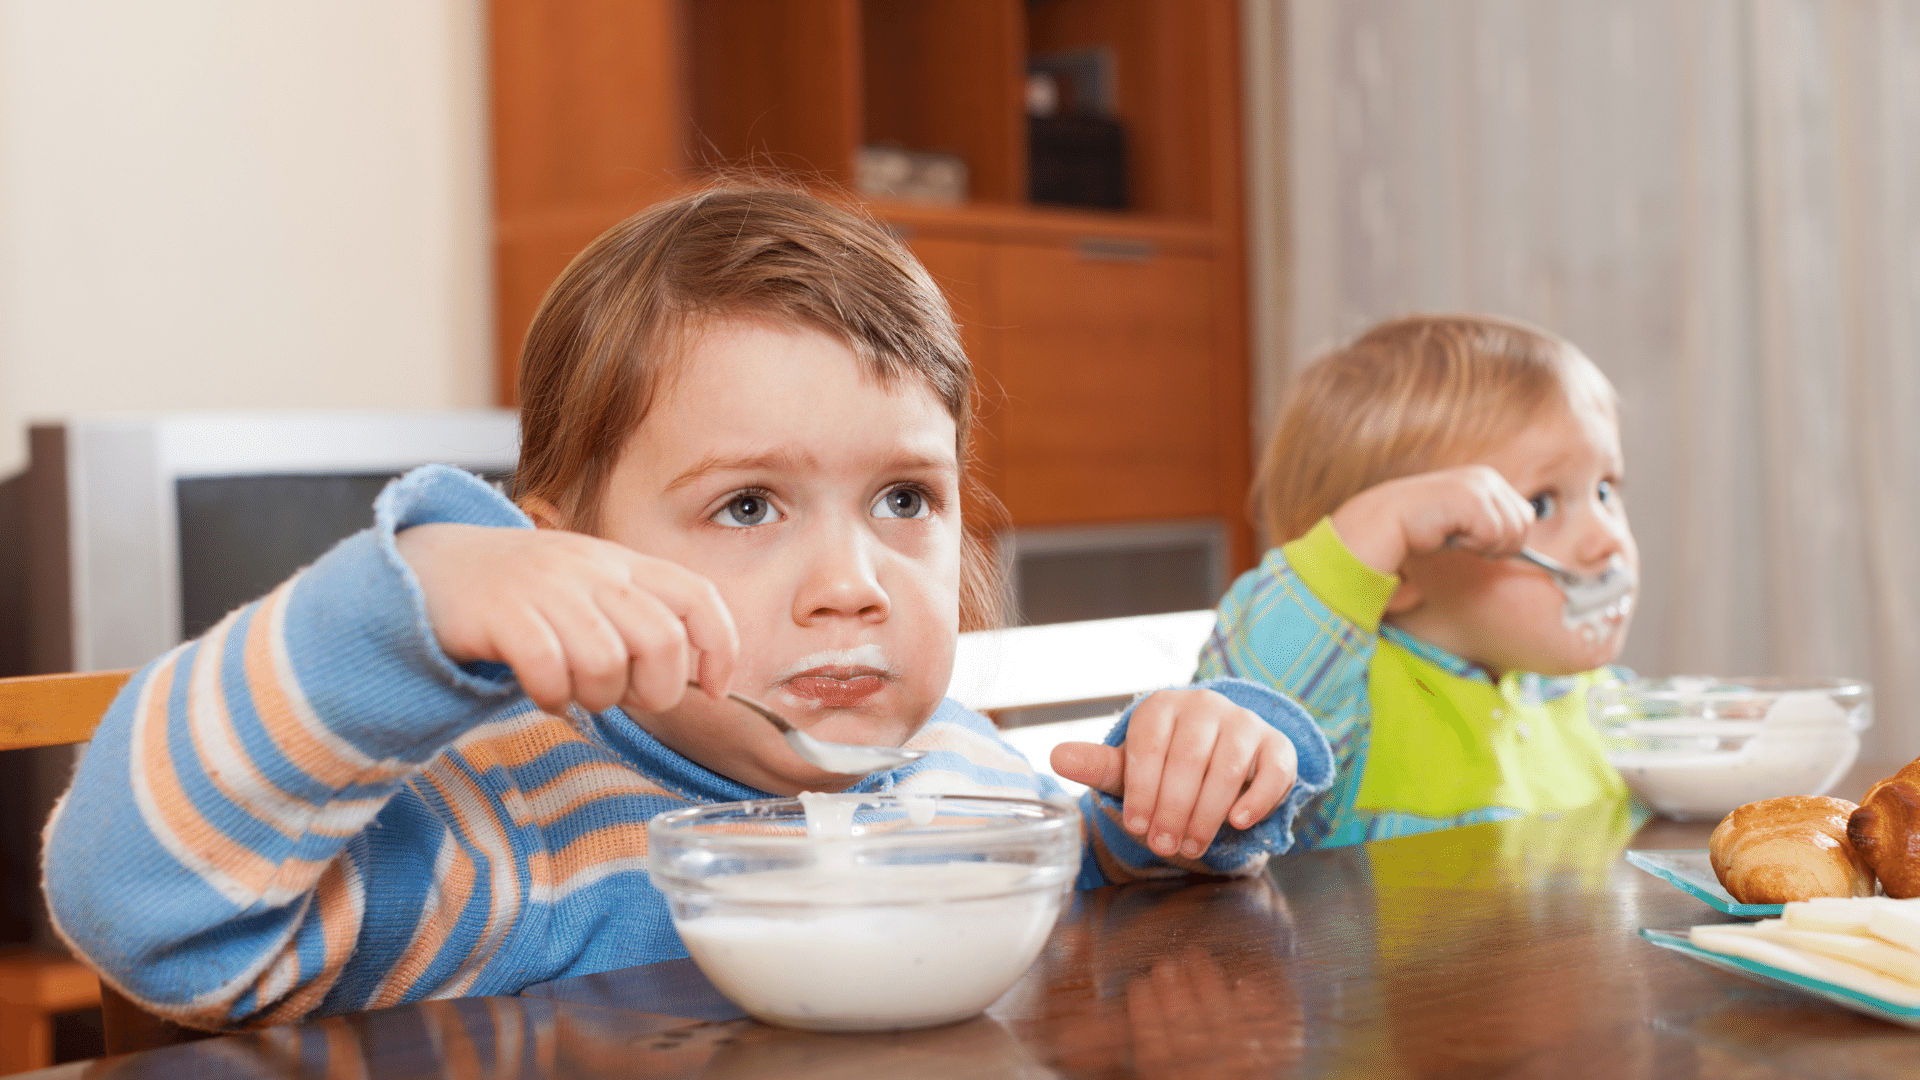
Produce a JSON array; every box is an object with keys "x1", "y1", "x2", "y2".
[
  {"x1": 1868, "y1": 901, "x2": 1920, "y2": 955},
  {"x1": 1784, "y1": 898, "x2": 1881, "y2": 935},
  {"x1": 1749, "y1": 924, "x2": 1920, "y2": 985},
  {"x1": 1690, "y1": 924, "x2": 1920, "y2": 1006}
]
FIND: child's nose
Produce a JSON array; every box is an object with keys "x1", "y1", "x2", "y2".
[
  {"x1": 1570, "y1": 503, "x2": 1631, "y2": 572},
  {"x1": 792, "y1": 520, "x2": 889, "y2": 623}
]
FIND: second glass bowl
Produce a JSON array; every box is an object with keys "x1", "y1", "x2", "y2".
[{"x1": 1589, "y1": 676, "x2": 1871, "y2": 820}]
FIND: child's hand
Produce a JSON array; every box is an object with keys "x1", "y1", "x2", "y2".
[
  {"x1": 1329, "y1": 464, "x2": 1535, "y2": 576},
  {"x1": 1050, "y1": 689, "x2": 1298, "y2": 859},
  {"x1": 395, "y1": 523, "x2": 739, "y2": 717}
]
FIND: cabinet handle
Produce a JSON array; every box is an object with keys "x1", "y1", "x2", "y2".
[{"x1": 1074, "y1": 237, "x2": 1156, "y2": 263}]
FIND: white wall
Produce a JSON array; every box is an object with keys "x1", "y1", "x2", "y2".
[
  {"x1": 0, "y1": 0, "x2": 494, "y2": 479},
  {"x1": 1261, "y1": 0, "x2": 1920, "y2": 762}
]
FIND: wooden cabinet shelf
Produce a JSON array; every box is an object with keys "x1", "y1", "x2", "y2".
[
  {"x1": 490, "y1": 0, "x2": 1253, "y2": 572},
  {"x1": 867, "y1": 199, "x2": 1220, "y2": 255}
]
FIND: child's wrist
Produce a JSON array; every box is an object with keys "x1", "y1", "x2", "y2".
[{"x1": 1328, "y1": 490, "x2": 1410, "y2": 577}]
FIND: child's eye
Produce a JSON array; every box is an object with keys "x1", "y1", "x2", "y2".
[
  {"x1": 872, "y1": 486, "x2": 931, "y2": 520},
  {"x1": 1598, "y1": 479, "x2": 1618, "y2": 505},
  {"x1": 1528, "y1": 492, "x2": 1557, "y2": 521},
  {"x1": 712, "y1": 492, "x2": 782, "y2": 528}
]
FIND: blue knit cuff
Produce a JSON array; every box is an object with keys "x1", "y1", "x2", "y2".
[{"x1": 1091, "y1": 677, "x2": 1335, "y2": 875}]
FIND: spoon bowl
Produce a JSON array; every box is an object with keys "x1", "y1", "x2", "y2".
[{"x1": 1512, "y1": 547, "x2": 1636, "y2": 626}]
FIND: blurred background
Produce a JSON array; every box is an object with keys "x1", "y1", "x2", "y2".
[{"x1": 0, "y1": 0, "x2": 1918, "y2": 1062}]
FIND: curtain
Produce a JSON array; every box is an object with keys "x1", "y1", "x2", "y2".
[{"x1": 1247, "y1": 0, "x2": 1920, "y2": 762}]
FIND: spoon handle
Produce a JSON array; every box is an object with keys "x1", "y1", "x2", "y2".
[
  {"x1": 1445, "y1": 534, "x2": 1580, "y2": 586},
  {"x1": 1511, "y1": 546, "x2": 1581, "y2": 587},
  {"x1": 684, "y1": 681, "x2": 797, "y2": 735}
]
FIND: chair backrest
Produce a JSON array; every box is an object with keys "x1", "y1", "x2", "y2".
[
  {"x1": 947, "y1": 609, "x2": 1218, "y2": 714},
  {"x1": 0, "y1": 668, "x2": 219, "y2": 1055},
  {"x1": 946, "y1": 611, "x2": 1219, "y2": 796},
  {"x1": 0, "y1": 669, "x2": 133, "y2": 751}
]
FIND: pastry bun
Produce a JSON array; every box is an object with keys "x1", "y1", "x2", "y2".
[
  {"x1": 1709, "y1": 795, "x2": 1875, "y2": 904},
  {"x1": 1848, "y1": 759, "x2": 1920, "y2": 898}
]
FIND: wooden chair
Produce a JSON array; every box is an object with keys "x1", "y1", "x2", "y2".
[
  {"x1": 947, "y1": 610, "x2": 1219, "y2": 794},
  {"x1": 0, "y1": 669, "x2": 214, "y2": 1071}
]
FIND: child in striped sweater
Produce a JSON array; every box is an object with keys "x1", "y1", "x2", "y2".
[{"x1": 43, "y1": 185, "x2": 1332, "y2": 1032}]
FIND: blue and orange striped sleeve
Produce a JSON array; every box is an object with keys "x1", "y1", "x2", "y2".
[{"x1": 42, "y1": 466, "x2": 531, "y2": 1030}]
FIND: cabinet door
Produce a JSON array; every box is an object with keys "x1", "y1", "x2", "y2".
[
  {"x1": 905, "y1": 235, "x2": 1004, "y2": 528},
  {"x1": 987, "y1": 242, "x2": 1220, "y2": 525}
]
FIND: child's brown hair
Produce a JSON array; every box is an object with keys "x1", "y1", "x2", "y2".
[
  {"x1": 512, "y1": 183, "x2": 1004, "y2": 628},
  {"x1": 1255, "y1": 314, "x2": 1616, "y2": 545}
]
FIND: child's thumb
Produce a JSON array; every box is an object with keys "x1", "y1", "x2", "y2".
[{"x1": 1050, "y1": 741, "x2": 1125, "y2": 797}]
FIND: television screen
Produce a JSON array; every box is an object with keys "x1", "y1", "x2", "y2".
[
  {"x1": 176, "y1": 469, "x2": 514, "y2": 639},
  {"x1": 175, "y1": 473, "x2": 401, "y2": 639}
]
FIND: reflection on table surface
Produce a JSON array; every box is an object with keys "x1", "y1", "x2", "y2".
[{"x1": 32, "y1": 799, "x2": 1920, "y2": 1079}]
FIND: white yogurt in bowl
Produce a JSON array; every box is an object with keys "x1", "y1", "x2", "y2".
[
  {"x1": 1590, "y1": 676, "x2": 1872, "y2": 820},
  {"x1": 647, "y1": 793, "x2": 1079, "y2": 1032}
]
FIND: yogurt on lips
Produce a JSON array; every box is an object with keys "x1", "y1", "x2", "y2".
[{"x1": 773, "y1": 644, "x2": 898, "y2": 712}]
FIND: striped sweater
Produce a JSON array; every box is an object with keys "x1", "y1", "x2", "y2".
[{"x1": 42, "y1": 465, "x2": 1333, "y2": 1032}]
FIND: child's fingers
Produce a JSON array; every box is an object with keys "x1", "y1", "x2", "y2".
[
  {"x1": 1176, "y1": 727, "x2": 1263, "y2": 856},
  {"x1": 1119, "y1": 695, "x2": 1176, "y2": 838},
  {"x1": 1228, "y1": 734, "x2": 1299, "y2": 830},
  {"x1": 1050, "y1": 741, "x2": 1126, "y2": 796},
  {"x1": 1486, "y1": 479, "x2": 1536, "y2": 551},
  {"x1": 616, "y1": 553, "x2": 739, "y2": 699},
  {"x1": 593, "y1": 585, "x2": 693, "y2": 713},
  {"x1": 1144, "y1": 712, "x2": 1220, "y2": 858},
  {"x1": 533, "y1": 591, "x2": 646, "y2": 714},
  {"x1": 1450, "y1": 483, "x2": 1531, "y2": 556},
  {"x1": 488, "y1": 608, "x2": 575, "y2": 717},
  {"x1": 1418, "y1": 466, "x2": 1527, "y2": 558}
]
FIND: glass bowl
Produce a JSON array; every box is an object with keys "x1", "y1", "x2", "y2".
[
  {"x1": 1589, "y1": 676, "x2": 1872, "y2": 821},
  {"x1": 647, "y1": 793, "x2": 1080, "y2": 1032}
]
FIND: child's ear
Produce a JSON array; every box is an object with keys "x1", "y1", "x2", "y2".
[
  {"x1": 1384, "y1": 579, "x2": 1423, "y2": 614},
  {"x1": 520, "y1": 496, "x2": 567, "y2": 531}
]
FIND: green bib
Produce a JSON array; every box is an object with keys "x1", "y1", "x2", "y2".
[{"x1": 1355, "y1": 640, "x2": 1627, "y2": 819}]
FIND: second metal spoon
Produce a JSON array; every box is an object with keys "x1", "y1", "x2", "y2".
[
  {"x1": 1511, "y1": 547, "x2": 1637, "y2": 624},
  {"x1": 1446, "y1": 535, "x2": 1636, "y2": 625}
]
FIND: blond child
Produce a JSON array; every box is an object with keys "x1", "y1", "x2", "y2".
[
  {"x1": 43, "y1": 185, "x2": 1331, "y2": 1030},
  {"x1": 1196, "y1": 315, "x2": 1634, "y2": 849}
]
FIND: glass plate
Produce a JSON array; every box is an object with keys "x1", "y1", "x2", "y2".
[
  {"x1": 1640, "y1": 929, "x2": 1920, "y2": 1028},
  {"x1": 1624, "y1": 849, "x2": 1783, "y2": 918}
]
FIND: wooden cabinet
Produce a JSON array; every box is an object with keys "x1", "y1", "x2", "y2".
[
  {"x1": 489, "y1": 0, "x2": 1253, "y2": 571},
  {"x1": 988, "y1": 242, "x2": 1220, "y2": 525}
]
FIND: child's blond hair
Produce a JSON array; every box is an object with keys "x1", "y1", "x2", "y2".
[
  {"x1": 1255, "y1": 314, "x2": 1616, "y2": 544},
  {"x1": 512, "y1": 182, "x2": 1004, "y2": 628}
]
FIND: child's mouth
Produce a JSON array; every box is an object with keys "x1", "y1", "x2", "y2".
[
  {"x1": 1567, "y1": 593, "x2": 1635, "y2": 645},
  {"x1": 780, "y1": 667, "x2": 890, "y2": 709}
]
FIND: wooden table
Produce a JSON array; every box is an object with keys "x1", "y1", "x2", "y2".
[{"x1": 29, "y1": 799, "x2": 1920, "y2": 1079}]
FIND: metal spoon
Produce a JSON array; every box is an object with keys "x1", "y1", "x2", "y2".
[
  {"x1": 1511, "y1": 547, "x2": 1637, "y2": 625},
  {"x1": 1444, "y1": 535, "x2": 1636, "y2": 625},
  {"x1": 690, "y1": 682, "x2": 927, "y2": 775}
]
